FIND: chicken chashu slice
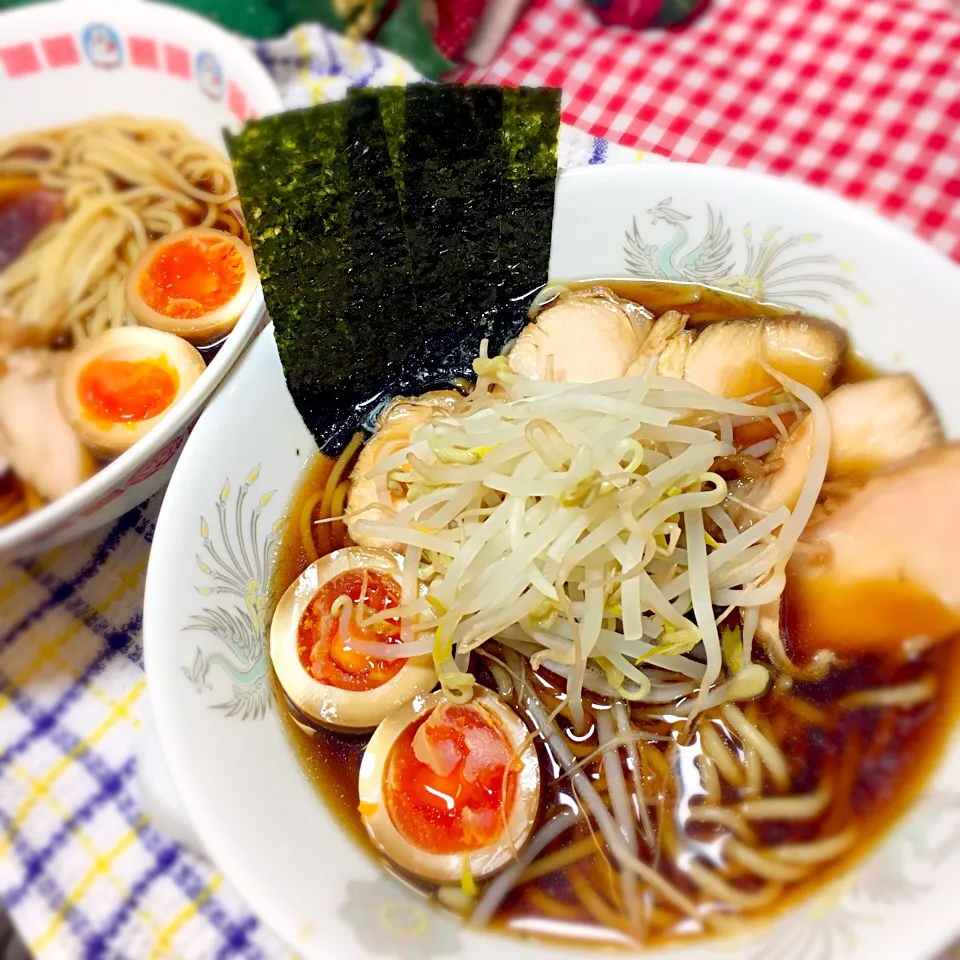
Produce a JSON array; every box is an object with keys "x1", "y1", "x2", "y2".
[
  {"x1": 345, "y1": 391, "x2": 462, "y2": 551},
  {"x1": 740, "y1": 375, "x2": 943, "y2": 520},
  {"x1": 681, "y1": 315, "x2": 847, "y2": 398},
  {"x1": 783, "y1": 444, "x2": 960, "y2": 658},
  {"x1": 508, "y1": 287, "x2": 654, "y2": 382},
  {"x1": 0, "y1": 350, "x2": 98, "y2": 502},
  {"x1": 748, "y1": 376, "x2": 942, "y2": 658},
  {"x1": 509, "y1": 287, "x2": 846, "y2": 399}
]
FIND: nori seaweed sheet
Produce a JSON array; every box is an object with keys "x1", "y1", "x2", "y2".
[
  {"x1": 498, "y1": 86, "x2": 562, "y2": 347},
  {"x1": 227, "y1": 84, "x2": 560, "y2": 453},
  {"x1": 392, "y1": 83, "x2": 505, "y2": 392},
  {"x1": 227, "y1": 97, "x2": 417, "y2": 452}
]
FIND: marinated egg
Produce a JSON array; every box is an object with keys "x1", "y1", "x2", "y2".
[
  {"x1": 57, "y1": 326, "x2": 204, "y2": 459},
  {"x1": 358, "y1": 688, "x2": 541, "y2": 883},
  {"x1": 125, "y1": 227, "x2": 257, "y2": 347},
  {"x1": 270, "y1": 547, "x2": 437, "y2": 732}
]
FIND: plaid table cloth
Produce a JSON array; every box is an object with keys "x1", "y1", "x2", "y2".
[
  {"x1": 1, "y1": 2, "x2": 958, "y2": 957},
  {"x1": 459, "y1": 0, "x2": 960, "y2": 263}
]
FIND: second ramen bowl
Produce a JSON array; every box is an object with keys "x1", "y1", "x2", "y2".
[{"x1": 0, "y1": 0, "x2": 283, "y2": 558}]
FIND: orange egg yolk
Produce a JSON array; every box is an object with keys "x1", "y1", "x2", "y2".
[
  {"x1": 298, "y1": 569, "x2": 405, "y2": 691},
  {"x1": 384, "y1": 704, "x2": 517, "y2": 855},
  {"x1": 137, "y1": 235, "x2": 245, "y2": 319},
  {"x1": 77, "y1": 355, "x2": 179, "y2": 423}
]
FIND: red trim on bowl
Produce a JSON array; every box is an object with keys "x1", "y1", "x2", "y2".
[
  {"x1": 0, "y1": 26, "x2": 256, "y2": 131},
  {"x1": 0, "y1": 43, "x2": 42, "y2": 78},
  {"x1": 163, "y1": 43, "x2": 191, "y2": 79},
  {"x1": 41, "y1": 35, "x2": 80, "y2": 69},
  {"x1": 128, "y1": 35, "x2": 160, "y2": 70},
  {"x1": 79, "y1": 487, "x2": 125, "y2": 518},
  {"x1": 128, "y1": 435, "x2": 184, "y2": 486},
  {"x1": 227, "y1": 81, "x2": 248, "y2": 122}
]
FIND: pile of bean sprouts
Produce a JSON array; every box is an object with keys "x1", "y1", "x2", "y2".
[{"x1": 350, "y1": 343, "x2": 830, "y2": 728}]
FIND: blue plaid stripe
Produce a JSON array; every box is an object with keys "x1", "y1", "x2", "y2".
[
  {"x1": 91, "y1": 845, "x2": 180, "y2": 953},
  {"x1": 2, "y1": 648, "x2": 270, "y2": 959},
  {"x1": 3, "y1": 759, "x2": 137, "y2": 909},
  {"x1": 588, "y1": 137, "x2": 609, "y2": 164},
  {"x1": 1, "y1": 504, "x2": 150, "y2": 655},
  {"x1": 0, "y1": 612, "x2": 142, "y2": 781},
  {"x1": 0, "y1": 807, "x2": 100, "y2": 947}
]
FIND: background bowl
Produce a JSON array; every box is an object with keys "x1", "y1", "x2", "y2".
[
  {"x1": 144, "y1": 162, "x2": 960, "y2": 960},
  {"x1": 0, "y1": 0, "x2": 283, "y2": 559}
]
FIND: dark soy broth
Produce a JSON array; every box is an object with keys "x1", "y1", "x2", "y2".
[
  {"x1": 569, "y1": 277, "x2": 796, "y2": 324},
  {"x1": 267, "y1": 283, "x2": 960, "y2": 947}
]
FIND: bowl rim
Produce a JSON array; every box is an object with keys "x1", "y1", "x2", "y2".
[
  {"x1": 144, "y1": 160, "x2": 960, "y2": 960},
  {"x1": 0, "y1": 0, "x2": 284, "y2": 554}
]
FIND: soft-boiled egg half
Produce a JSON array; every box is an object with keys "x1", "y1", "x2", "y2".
[
  {"x1": 125, "y1": 227, "x2": 257, "y2": 347},
  {"x1": 57, "y1": 326, "x2": 204, "y2": 459},
  {"x1": 270, "y1": 547, "x2": 437, "y2": 732},
  {"x1": 358, "y1": 688, "x2": 541, "y2": 884}
]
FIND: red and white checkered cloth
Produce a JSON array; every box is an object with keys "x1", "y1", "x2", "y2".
[{"x1": 458, "y1": 0, "x2": 960, "y2": 263}]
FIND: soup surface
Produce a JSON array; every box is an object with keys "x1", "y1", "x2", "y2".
[{"x1": 268, "y1": 279, "x2": 960, "y2": 947}]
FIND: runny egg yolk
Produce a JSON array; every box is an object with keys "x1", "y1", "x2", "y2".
[
  {"x1": 77, "y1": 355, "x2": 179, "y2": 423},
  {"x1": 297, "y1": 570, "x2": 404, "y2": 691},
  {"x1": 138, "y1": 234, "x2": 245, "y2": 319},
  {"x1": 384, "y1": 704, "x2": 517, "y2": 855}
]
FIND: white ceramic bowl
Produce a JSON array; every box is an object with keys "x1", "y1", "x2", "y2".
[
  {"x1": 144, "y1": 163, "x2": 960, "y2": 960},
  {"x1": 0, "y1": 0, "x2": 283, "y2": 559}
]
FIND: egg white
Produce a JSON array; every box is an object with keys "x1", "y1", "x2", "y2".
[
  {"x1": 125, "y1": 228, "x2": 257, "y2": 347},
  {"x1": 358, "y1": 688, "x2": 541, "y2": 883},
  {"x1": 57, "y1": 325, "x2": 204, "y2": 459},
  {"x1": 270, "y1": 547, "x2": 437, "y2": 733}
]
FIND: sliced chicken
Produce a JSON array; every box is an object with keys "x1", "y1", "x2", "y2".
[
  {"x1": 784, "y1": 444, "x2": 960, "y2": 658},
  {"x1": 346, "y1": 391, "x2": 461, "y2": 550},
  {"x1": 508, "y1": 287, "x2": 654, "y2": 382},
  {"x1": 0, "y1": 350, "x2": 99, "y2": 502},
  {"x1": 682, "y1": 316, "x2": 846, "y2": 399},
  {"x1": 743, "y1": 375, "x2": 943, "y2": 518}
]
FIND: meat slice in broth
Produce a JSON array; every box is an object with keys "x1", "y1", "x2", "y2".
[
  {"x1": 0, "y1": 351, "x2": 98, "y2": 502},
  {"x1": 345, "y1": 391, "x2": 461, "y2": 551},
  {"x1": 785, "y1": 443, "x2": 960, "y2": 657},
  {"x1": 625, "y1": 309, "x2": 686, "y2": 376},
  {"x1": 655, "y1": 328, "x2": 694, "y2": 379},
  {"x1": 509, "y1": 287, "x2": 653, "y2": 382},
  {"x1": 741, "y1": 375, "x2": 942, "y2": 519},
  {"x1": 682, "y1": 316, "x2": 846, "y2": 398}
]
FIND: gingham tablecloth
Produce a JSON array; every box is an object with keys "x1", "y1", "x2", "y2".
[
  {"x1": 0, "y1": 3, "x2": 958, "y2": 958},
  {"x1": 460, "y1": 0, "x2": 960, "y2": 263}
]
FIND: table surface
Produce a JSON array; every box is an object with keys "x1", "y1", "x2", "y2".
[{"x1": 1, "y1": 1, "x2": 959, "y2": 958}]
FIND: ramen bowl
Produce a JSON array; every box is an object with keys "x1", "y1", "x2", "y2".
[
  {"x1": 143, "y1": 162, "x2": 960, "y2": 960},
  {"x1": 0, "y1": 0, "x2": 282, "y2": 559}
]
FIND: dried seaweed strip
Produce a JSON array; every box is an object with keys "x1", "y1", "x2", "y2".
[
  {"x1": 396, "y1": 83, "x2": 505, "y2": 391},
  {"x1": 349, "y1": 88, "x2": 407, "y2": 205},
  {"x1": 228, "y1": 106, "x2": 362, "y2": 451},
  {"x1": 342, "y1": 93, "x2": 420, "y2": 392},
  {"x1": 228, "y1": 98, "x2": 416, "y2": 452},
  {"x1": 498, "y1": 86, "x2": 561, "y2": 346},
  {"x1": 227, "y1": 103, "x2": 351, "y2": 387}
]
